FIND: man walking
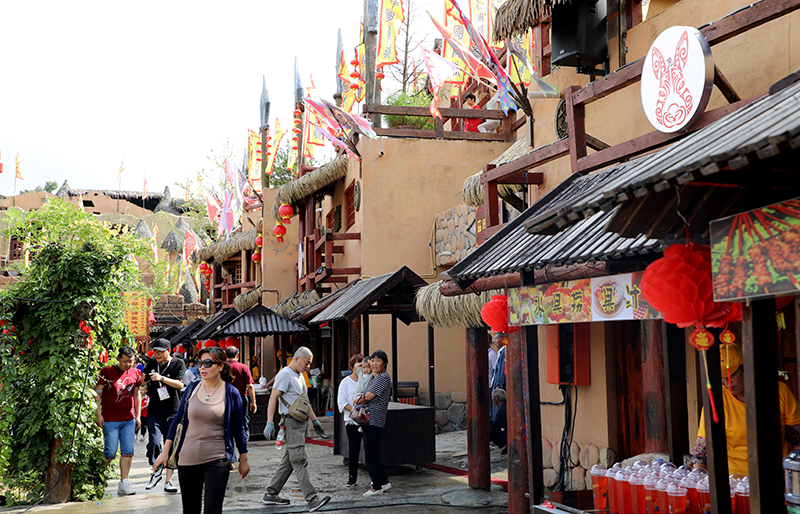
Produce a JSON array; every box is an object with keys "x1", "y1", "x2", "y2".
[
  {"x1": 226, "y1": 346, "x2": 256, "y2": 433},
  {"x1": 262, "y1": 346, "x2": 330, "y2": 512},
  {"x1": 95, "y1": 346, "x2": 141, "y2": 495},
  {"x1": 141, "y1": 338, "x2": 185, "y2": 493}
]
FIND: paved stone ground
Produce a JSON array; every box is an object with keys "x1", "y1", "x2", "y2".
[{"x1": 1, "y1": 416, "x2": 510, "y2": 514}]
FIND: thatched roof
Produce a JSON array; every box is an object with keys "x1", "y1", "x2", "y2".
[
  {"x1": 197, "y1": 229, "x2": 258, "y2": 264},
  {"x1": 160, "y1": 230, "x2": 181, "y2": 252},
  {"x1": 415, "y1": 282, "x2": 499, "y2": 328},
  {"x1": 493, "y1": 0, "x2": 572, "y2": 40},
  {"x1": 271, "y1": 156, "x2": 349, "y2": 222},
  {"x1": 55, "y1": 181, "x2": 188, "y2": 215},
  {"x1": 271, "y1": 290, "x2": 321, "y2": 318},
  {"x1": 133, "y1": 219, "x2": 154, "y2": 240},
  {"x1": 462, "y1": 137, "x2": 529, "y2": 207},
  {"x1": 233, "y1": 285, "x2": 262, "y2": 312}
]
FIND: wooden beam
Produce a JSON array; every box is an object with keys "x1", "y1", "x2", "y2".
[
  {"x1": 331, "y1": 233, "x2": 361, "y2": 241},
  {"x1": 391, "y1": 314, "x2": 398, "y2": 401},
  {"x1": 523, "y1": 324, "x2": 545, "y2": 505},
  {"x1": 349, "y1": 317, "x2": 360, "y2": 361},
  {"x1": 481, "y1": 138, "x2": 569, "y2": 184},
  {"x1": 466, "y1": 327, "x2": 491, "y2": 489},
  {"x1": 565, "y1": 88, "x2": 586, "y2": 174},
  {"x1": 713, "y1": 64, "x2": 741, "y2": 104},
  {"x1": 483, "y1": 164, "x2": 500, "y2": 228},
  {"x1": 507, "y1": 330, "x2": 530, "y2": 513},
  {"x1": 641, "y1": 320, "x2": 668, "y2": 453},
  {"x1": 327, "y1": 267, "x2": 362, "y2": 276},
  {"x1": 701, "y1": 0, "x2": 800, "y2": 46},
  {"x1": 366, "y1": 104, "x2": 507, "y2": 119},
  {"x1": 663, "y1": 322, "x2": 689, "y2": 465},
  {"x1": 362, "y1": 313, "x2": 370, "y2": 357},
  {"x1": 586, "y1": 133, "x2": 611, "y2": 151},
  {"x1": 742, "y1": 299, "x2": 785, "y2": 513},
  {"x1": 699, "y1": 341, "x2": 731, "y2": 514}
]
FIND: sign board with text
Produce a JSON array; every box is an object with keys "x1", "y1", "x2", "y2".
[{"x1": 123, "y1": 292, "x2": 149, "y2": 338}]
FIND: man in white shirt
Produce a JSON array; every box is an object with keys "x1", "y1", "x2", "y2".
[
  {"x1": 478, "y1": 91, "x2": 502, "y2": 133},
  {"x1": 261, "y1": 347, "x2": 330, "y2": 512}
]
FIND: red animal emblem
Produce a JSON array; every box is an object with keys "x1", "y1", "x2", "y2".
[{"x1": 651, "y1": 30, "x2": 693, "y2": 129}]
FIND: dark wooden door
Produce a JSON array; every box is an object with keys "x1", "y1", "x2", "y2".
[{"x1": 610, "y1": 320, "x2": 647, "y2": 459}]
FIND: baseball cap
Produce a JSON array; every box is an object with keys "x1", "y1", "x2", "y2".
[{"x1": 150, "y1": 338, "x2": 170, "y2": 352}]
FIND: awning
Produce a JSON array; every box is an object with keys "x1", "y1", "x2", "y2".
[
  {"x1": 526, "y1": 75, "x2": 800, "y2": 240},
  {"x1": 309, "y1": 266, "x2": 427, "y2": 325},
  {"x1": 169, "y1": 319, "x2": 207, "y2": 348},
  {"x1": 447, "y1": 170, "x2": 663, "y2": 290},
  {"x1": 192, "y1": 308, "x2": 242, "y2": 341},
  {"x1": 150, "y1": 325, "x2": 180, "y2": 340},
  {"x1": 215, "y1": 304, "x2": 308, "y2": 337},
  {"x1": 289, "y1": 280, "x2": 360, "y2": 322}
]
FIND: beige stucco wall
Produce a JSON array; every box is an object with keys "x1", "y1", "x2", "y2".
[{"x1": 260, "y1": 187, "x2": 299, "y2": 307}]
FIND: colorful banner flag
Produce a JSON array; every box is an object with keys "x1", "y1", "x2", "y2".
[
  {"x1": 315, "y1": 124, "x2": 360, "y2": 160},
  {"x1": 355, "y1": 44, "x2": 366, "y2": 102},
  {"x1": 142, "y1": 173, "x2": 147, "y2": 200},
  {"x1": 117, "y1": 158, "x2": 125, "y2": 179},
  {"x1": 206, "y1": 192, "x2": 221, "y2": 224},
  {"x1": 468, "y1": 0, "x2": 490, "y2": 44},
  {"x1": 123, "y1": 292, "x2": 149, "y2": 338},
  {"x1": 442, "y1": 5, "x2": 467, "y2": 86},
  {"x1": 264, "y1": 119, "x2": 285, "y2": 176},
  {"x1": 184, "y1": 228, "x2": 198, "y2": 264},
  {"x1": 247, "y1": 129, "x2": 262, "y2": 182},
  {"x1": 448, "y1": 0, "x2": 492, "y2": 64},
  {"x1": 420, "y1": 44, "x2": 459, "y2": 118},
  {"x1": 305, "y1": 110, "x2": 327, "y2": 147},
  {"x1": 507, "y1": 33, "x2": 532, "y2": 87},
  {"x1": 376, "y1": 0, "x2": 404, "y2": 69},
  {"x1": 338, "y1": 49, "x2": 351, "y2": 89},
  {"x1": 225, "y1": 159, "x2": 246, "y2": 220},
  {"x1": 151, "y1": 223, "x2": 159, "y2": 262},
  {"x1": 15, "y1": 153, "x2": 23, "y2": 180},
  {"x1": 341, "y1": 89, "x2": 358, "y2": 113},
  {"x1": 429, "y1": 12, "x2": 495, "y2": 82},
  {"x1": 322, "y1": 99, "x2": 378, "y2": 139}
]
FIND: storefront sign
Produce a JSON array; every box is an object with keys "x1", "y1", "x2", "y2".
[
  {"x1": 508, "y1": 272, "x2": 661, "y2": 326},
  {"x1": 641, "y1": 26, "x2": 713, "y2": 133},
  {"x1": 710, "y1": 197, "x2": 800, "y2": 301},
  {"x1": 123, "y1": 292, "x2": 149, "y2": 338}
]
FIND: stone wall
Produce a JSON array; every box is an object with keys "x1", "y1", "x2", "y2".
[
  {"x1": 434, "y1": 205, "x2": 476, "y2": 267},
  {"x1": 419, "y1": 392, "x2": 468, "y2": 433},
  {"x1": 541, "y1": 437, "x2": 617, "y2": 492}
]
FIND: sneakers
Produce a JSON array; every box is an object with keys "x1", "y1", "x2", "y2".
[
  {"x1": 164, "y1": 481, "x2": 178, "y2": 493},
  {"x1": 363, "y1": 488, "x2": 383, "y2": 497},
  {"x1": 262, "y1": 494, "x2": 291, "y2": 505},
  {"x1": 118, "y1": 479, "x2": 136, "y2": 495},
  {"x1": 144, "y1": 467, "x2": 163, "y2": 490},
  {"x1": 308, "y1": 495, "x2": 331, "y2": 512},
  {"x1": 345, "y1": 480, "x2": 357, "y2": 487},
  {"x1": 382, "y1": 482, "x2": 392, "y2": 492}
]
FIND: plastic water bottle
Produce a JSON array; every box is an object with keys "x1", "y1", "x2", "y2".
[{"x1": 276, "y1": 425, "x2": 285, "y2": 450}]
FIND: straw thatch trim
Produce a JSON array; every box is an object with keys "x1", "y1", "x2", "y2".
[
  {"x1": 233, "y1": 286, "x2": 262, "y2": 312},
  {"x1": 197, "y1": 229, "x2": 258, "y2": 264},
  {"x1": 493, "y1": 0, "x2": 572, "y2": 40},
  {"x1": 271, "y1": 156, "x2": 349, "y2": 222},
  {"x1": 462, "y1": 137, "x2": 531, "y2": 207},
  {"x1": 271, "y1": 290, "x2": 321, "y2": 318},
  {"x1": 415, "y1": 282, "x2": 500, "y2": 328}
]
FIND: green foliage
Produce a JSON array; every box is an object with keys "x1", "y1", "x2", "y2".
[
  {"x1": 384, "y1": 90, "x2": 434, "y2": 129},
  {"x1": 18, "y1": 181, "x2": 58, "y2": 195},
  {"x1": 0, "y1": 199, "x2": 150, "y2": 505}
]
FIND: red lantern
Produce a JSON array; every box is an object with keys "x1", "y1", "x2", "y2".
[
  {"x1": 350, "y1": 59, "x2": 360, "y2": 66},
  {"x1": 350, "y1": 71, "x2": 360, "y2": 79},
  {"x1": 199, "y1": 262, "x2": 208, "y2": 272},
  {"x1": 480, "y1": 295, "x2": 519, "y2": 334},
  {"x1": 225, "y1": 337, "x2": 240, "y2": 348},
  {"x1": 252, "y1": 252, "x2": 262, "y2": 262},
  {"x1": 205, "y1": 268, "x2": 213, "y2": 276},
  {"x1": 196, "y1": 341, "x2": 202, "y2": 350},
  {"x1": 255, "y1": 235, "x2": 264, "y2": 246},
  {"x1": 176, "y1": 344, "x2": 184, "y2": 353},
  {"x1": 293, "y1": 109, "x2": 301, "y2": 116},
  {"x1": 204, "y1": 279, "x2": 210, "y2": 288},
  {"x1": 204, "y1": 340, "x2": 216, "y2": 348},
  {"x1": 279, "y1": 204, "x2": 293, "y2": 225},
  {"x1": 219, "y1": 339, "x2": 228, "y2": 349},
  {"x1": 293, "y1": 127, "x2": 302, "y2": 134},
  {"x1": 147, "y1": 350, "x2": 154, "y2": 358},
  {"x1": 350, "y1": 83, "x2": 360, "y2": 90},
  {"x1": 292, "y1": 145, "x2": 298, "y2": 150},
  {"x1": 376, "y1": 72, "x2": 385, "y2": 80},
  {"x1": 274, "y1": 222, "x2": 287, "y2": 242},
  {"x1": 640, "y1": 243, "x2": 741, "y2": 328},
  {"x1": 291, "y1": 135, "x2": 299, "y2": 142}
]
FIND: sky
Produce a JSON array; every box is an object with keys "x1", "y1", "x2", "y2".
[{"x1": 0, "y1": 0, "x2": 439, "y2": 198}]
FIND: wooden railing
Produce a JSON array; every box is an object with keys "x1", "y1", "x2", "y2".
[{"x1": 363, "y1": 104, "x2": 523, "y2": 142}]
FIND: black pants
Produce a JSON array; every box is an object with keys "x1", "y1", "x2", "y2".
[
  {"x1": 345, "y1": 424, "x2": 363, "y2": 483},
  {"x1": 177, "y1": 458, "x2": 231, "y2": 514},
  {"x1": 363, "y1": 425, "x2": 388, "y2": 490}
]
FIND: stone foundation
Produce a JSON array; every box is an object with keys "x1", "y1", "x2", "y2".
[
  {"x1": 419, "y1": 391, "x2": 468, "y2": 432},
  {"x1": 541, "y1": 437, "x2": 617, "y2": 492}
]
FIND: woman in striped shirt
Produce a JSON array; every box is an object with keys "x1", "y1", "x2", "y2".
[{"x1": 355, "y1": 350, "x2": 392, "y2": 496}]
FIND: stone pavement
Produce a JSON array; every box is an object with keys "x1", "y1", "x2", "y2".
[{"x1": 1, "y1": 418, "x2": 509, "y2": 514}]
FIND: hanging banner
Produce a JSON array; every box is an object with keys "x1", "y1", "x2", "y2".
[
  {"x1": 376, "y1": 0, "x2": 404, "y2": 69},
  {"x1": 710, "y1": 197, "x2": 800, "y2": 302},
  {"x1": 508, "y1": 272, "x2": 661, "y2": 326},
  {"x1": 123, "y1": 292, "x2": 149, "y2": 338},
  {"x1": 247, "y1": 130, "x2": 262, "y2": 182}
]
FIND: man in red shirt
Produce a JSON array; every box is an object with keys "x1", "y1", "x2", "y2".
[
  {"x1": 95, "y1": 346, "x2": 141, "y2": 495},
  {"x1": 463, "y1": 93, "x2": 482, "y2": 132},
  {"x1": 226, "y1": 346, "x2": 256, "y2": 439}
]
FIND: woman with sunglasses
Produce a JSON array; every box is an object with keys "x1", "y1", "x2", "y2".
[{"x1": 153, "y1": 347, "x2": 249, "y2": 514}]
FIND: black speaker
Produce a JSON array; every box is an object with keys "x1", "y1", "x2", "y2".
[{"x1": 551, "y1": 0, "x2": 608, "y2": 69}]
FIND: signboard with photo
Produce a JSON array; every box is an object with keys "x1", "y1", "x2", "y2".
[
  {"x1": 508, "y1": 272, "x2": 660, "y2": 326},
  {"x1": 710, "y1": 197, "x2": 800, "y2": 301}
]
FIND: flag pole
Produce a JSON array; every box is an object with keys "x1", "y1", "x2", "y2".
[
  {"x1": 117, "y1": 176, "x2": 121, "y2": 213},
  {"x1": 13, "y1": 173, "x2": 16, "y2": 207}
]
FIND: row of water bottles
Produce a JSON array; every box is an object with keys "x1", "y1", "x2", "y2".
[{"x1": 590, "y1": 460, "x2": 750, "y2": 514}]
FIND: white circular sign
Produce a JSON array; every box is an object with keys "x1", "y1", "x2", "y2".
[{"x1": 641, "y1": 26, "x2": 713, "y2": 133}]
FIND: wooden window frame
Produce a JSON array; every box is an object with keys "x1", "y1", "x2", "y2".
[{"x1": 345, "y1": 181, "x2": 356, "y2": 231}]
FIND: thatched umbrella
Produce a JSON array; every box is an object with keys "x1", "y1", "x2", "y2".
[
  {"x1": 415, "y1": 282, "x2": 499, "y2": 328},
  {"x1": 233, "y1": 285, "x2": 262, "y2": 312},
  {"x1": 493, "y1": 0, "x2": 573, "y2": 40},
  {"x1": 271, "y1": 290, "x2": 321, "y2": 318},
  {"x1": 270, "y1": 156, "x2": 349, "y2": 222}
]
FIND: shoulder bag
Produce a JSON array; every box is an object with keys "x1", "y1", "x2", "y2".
[
  {"x1": 351, "y1": 403, "x2": 369, "y2": 426},
  {"x1": 167, "y1": 381, "x2": 197, "y2": 468},
  {"x1": 280, "y1": 392, "x2": 311, "y2": 422}
]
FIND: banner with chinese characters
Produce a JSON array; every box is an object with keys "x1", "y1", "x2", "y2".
[
  {"x1": 508, "y1": 272, "x2": 661, "y2": 326},
  {"x1": 710, "y1": 197, "x2": 800, "y2": 301},
  {"x1": 123, "y1": 292, "x2": 149, "y2": 337}
]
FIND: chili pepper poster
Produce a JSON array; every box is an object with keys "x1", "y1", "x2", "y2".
[
  {"x1": 507, "y1": 272, "x2": 660, "y2": 326},
  {"x1": 710, "y1": 197, "x2": 800, "y2": 301},
  {"x1": 123, "y1": 292, "x2": 149, "y2": 337}
]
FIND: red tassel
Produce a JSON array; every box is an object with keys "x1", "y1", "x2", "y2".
[{"x1": 707, "y1": 383, "x2": 720, "y2": 423}]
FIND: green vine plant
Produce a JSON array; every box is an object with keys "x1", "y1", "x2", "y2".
[{"x1": 0, "y1": 198, "x2": 155, "y2": 505}]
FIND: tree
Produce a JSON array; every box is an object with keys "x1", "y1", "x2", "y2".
[
  {"x1": 0, "y1": 199, "x2": 152, "y2": 504},
  {"x1": 18, "y1": 181, "x2": 58, "y2": 195},
  {"x1": 383, "y1": 0, "x2": 429, "y2": 93},
  {"x1": 268, "y1": 141, "x2": 318, "y2": 187}
]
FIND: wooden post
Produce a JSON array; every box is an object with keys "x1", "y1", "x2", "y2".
[
  {"x1": 482, "y1": 164, "x2": 499, "y2": 228},
  {"x1": 507, "y1": 329, "x2": 530, "y2": 513},
  {"x1": 565, "y1": 85, "x2": 587, "y2": 174},
  {"x1": 663, "y1": 322, "x2": 688, "y2": 464},
  {"x1": 391, "y1": 314, "x2": 398, "y2": 400},
  {"x1": 428, "y1": 324, "x2": 436, "y2": 407},
  {"x1": 699, "y1": 340, "x2": 731, "y2": 514},
  {"x1": 45, "y1": 438, "x2": 71, "y2": 503},
  {"x1": 742, "y1": 299, "x2": 785, "y2": 513},
  {"x1": 349, "y1": 317, "x2": 361, "y2": 359},
  {"x1": 363, "y1": 313, "x2": 370, "y2": 357},
  {"x1": 332, "y1": 320, "x2": 341, "y2": 454},
  {"x1": 641, "y1": 319, "x2": 668, "y2": 453},
  {"x1": 466, "y1": 327, "x2": 491, "y2": 489},
  {"x1": 524, "y1": 325, "x2": 545, "y2": 505}
]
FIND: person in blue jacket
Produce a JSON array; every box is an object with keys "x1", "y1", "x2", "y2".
[{"x1": 153, "y1": 347, "x2": 248, "y2": 514}]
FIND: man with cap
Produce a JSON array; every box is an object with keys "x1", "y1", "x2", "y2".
[
  {"x1": 141, "y1": 338, "x2": 186, "y2": 493},
  {"x1": 692, "y1": 342, "x2": 800, "y2": 476}
]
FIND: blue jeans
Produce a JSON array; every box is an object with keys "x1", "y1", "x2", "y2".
[
  {"x1": 103, "y1": 419, "x2": 136, "y2": 459},
  {"x1": 147, "y1": 414, "x2": 174, "y2": 466}
]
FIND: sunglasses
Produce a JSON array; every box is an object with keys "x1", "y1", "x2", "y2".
[{"x1": 198, "y1": 359, "x2": 222, "y2": 369}]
